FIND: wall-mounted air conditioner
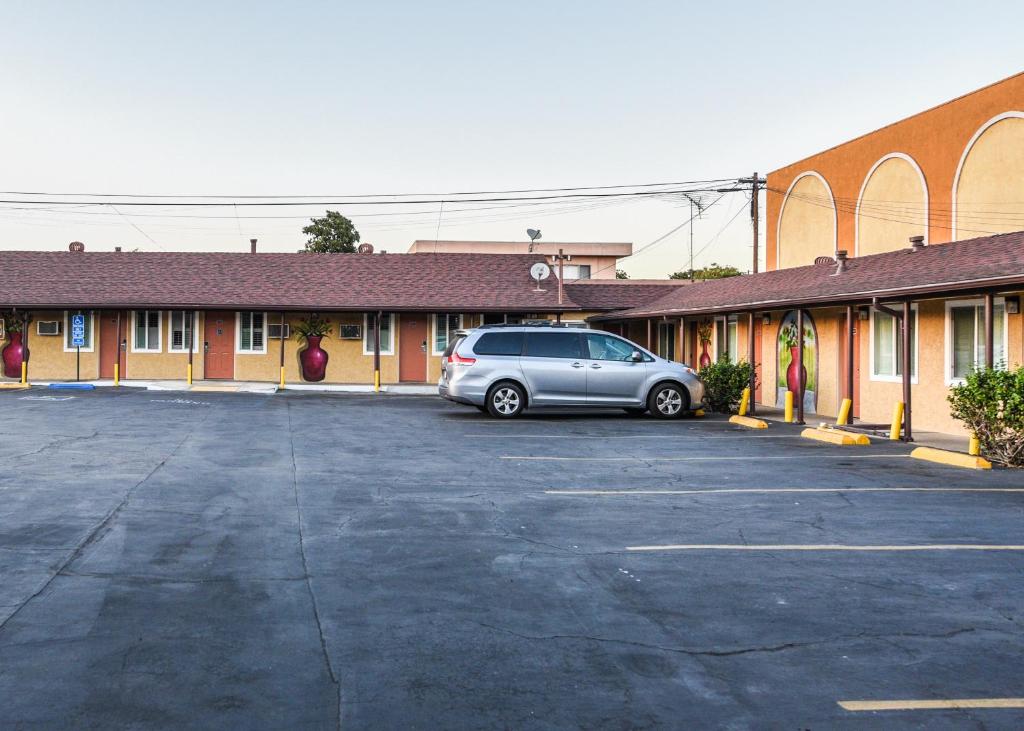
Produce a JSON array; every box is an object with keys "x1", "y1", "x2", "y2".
[
  {"x1": 37, "y1": 321, "x2": 62, "y2": 336},
  {"x1": 339, "y1": 324, "x2": 362, "y2": 340},
  {"x1": 268, "y1": 323, "x2": 291, "y2": 339}
]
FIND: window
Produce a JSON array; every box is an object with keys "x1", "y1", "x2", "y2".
[
  {"x1": 363, "y1": 313, "x2": 394, "y2": 355},
  {"x1": 237, "y1": 312, "x2": 266, "y2": 354},
  {"x1": 432, "y1": 314, "x2": 463, "y2": 355},
  {"x1": 585, "y1": 333, "x2": 636, "y2": 361},
  {"x1": 947, "y1": 300, "x2": 1006, "y2": 381},
  {"x1": 168, "y1": 311, "x2": 199, "y2": 352},
  {"x1": 132, "y1": 310, "x2": 162, "y2": 352},
  {"x1": 871, "y1": 306, "x2": 917, "y2": 381},
  {"x1": 524, "y1": 332, "x2": 582, "y2": 359},
  {"x1": 482, "y1": 313, "x2": 507, "y2": 325},
  {"x1": 657, "y1": 323, "x2": 677, "y2": 361},
  {"x1": 63, "y1": 311, "x2": 94, "y2": 352},
  {"x1": 472, "y1": 332, "x2": 523, "y2": 356},
  {"x1": 339, "y1": 324, "x2": 361, "y2": 340},
  {"x1": 716, "y1": 316, "x2": 738, "y2": 363},
  {"x1": 561, "y1": 264, "x2": 591, "y2": 280}
]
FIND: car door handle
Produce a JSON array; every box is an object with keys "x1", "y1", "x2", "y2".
[
  {"x1": 590, "y1": 363, "x2": 602, "y2": 369},
  {"x1": 571, "y1": 362, "x2": 584, "y2": 368}
]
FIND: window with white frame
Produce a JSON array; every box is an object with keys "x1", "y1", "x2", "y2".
[
  {"x1": 715, "y1": 316, "x2": 738, "y2": 363},
  {"x1": 132, "y1": 310, "x2": 162, "y2": 352},
  {"x1": 561, "y1": 264, "x2": 591, "y2": 280},
  {"x1": 168, "y1": 311, "x2": 199, "y2": 352},
  {"x1": 237, "y1": 312, "x2": 266, "y2": 353},
  {"x1": 63, "y1": 311, "x2": 95, "y2": 352},
  {"x1": 432, "y1": 314, "x2": 462, "y2": 355},
  {"x1": 657, "y1": 322, "x2": 677, "y2": 361},
  {"x1": 947, "y1": 299, "x2": 1006, "y2": 381},
  {"x1": 363, "y1": 313, "x2": 394, "y2": 354},
  {"x1": 871, "y1": 306, "x2": 917, "y2": 381}
]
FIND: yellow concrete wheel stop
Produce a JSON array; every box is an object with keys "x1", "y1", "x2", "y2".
[
  {"x1": 801, "y1": 427, "x2": 870, "y2": 446},
  {"x1": 729, "y1": 415, "x2": 768, "y2": 429},
  {"x1": 911, "y1": 446, "x2": 992, "y2": 470}
]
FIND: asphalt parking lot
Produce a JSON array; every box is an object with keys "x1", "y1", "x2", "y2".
[{"x1": 1, "y1": 389, "x2": 1023, "y2": 729}]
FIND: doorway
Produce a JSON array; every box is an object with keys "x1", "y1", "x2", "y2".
[
  {"x1": 204, "y1": 311, "x2": 234, "y2": 379},
  {"x1": 399, "y1": 314, "x2": 427, "y2": 382},
  {"x1": 99, "y1": 310, "x2": 127, "y2": 379}
]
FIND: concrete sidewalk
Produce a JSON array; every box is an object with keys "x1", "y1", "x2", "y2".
[{"x1": 21, "y1": 379, "x2": 438, "y2": 396}]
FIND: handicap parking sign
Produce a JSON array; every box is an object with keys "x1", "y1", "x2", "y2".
[{"x1": 71, "y1": 314, "x2": 86, "y2": 348}]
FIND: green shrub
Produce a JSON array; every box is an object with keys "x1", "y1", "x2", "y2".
[
  {"x1": 700, "y1": 359, "x2": 757, "y2": 414},
  {"x1": 948, "y1": 366, "x2": 1024, "y2": 467}
]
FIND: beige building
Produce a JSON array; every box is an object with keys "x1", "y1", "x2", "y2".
[{"x1": 407, "y1": 240, "x2": 632, "y2": 279}]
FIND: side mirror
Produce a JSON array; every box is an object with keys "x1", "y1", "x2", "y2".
[{"x1": 630, "y1": 350, "x2": 644, "y2": 362}]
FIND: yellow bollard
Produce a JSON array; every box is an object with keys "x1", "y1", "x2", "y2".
[
  {"x1": 187, "y1": 362, "x2": 193, "y2": 385},
  {"x1": 784, "y1": 390, "x2": 794, "y2": 423},
  {"x1": 279, "y1": 365, "x2": 286, "y2": 389},
  {"x1": 738, "y1": 387, "x2": 750, "y2": 417},
  {"x1": 374, "y1": 369, "x2": 381, "y2": 393},
  {"x1": 889, "y1": 401, "x2": 904, "y2": 440},
  {"x1": 113, "y1": 363, "x2": 119, "y2": 387},
  {"x1": 837, "y1": 398, "x2": 852, "y2": 426},
  {"x1": 968, "y1": 436, "x2": 980, "y2": 456},
  {"x1": 20, "y1": 360, "x2": 27, "y2": 385}
]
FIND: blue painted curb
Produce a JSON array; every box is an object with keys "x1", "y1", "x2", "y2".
[{"x1": 48, "y1": 383, "x2": 96, "y2": 390}]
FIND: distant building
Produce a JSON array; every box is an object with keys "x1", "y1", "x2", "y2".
[{"x1": 407, "y1": 240, "x2": 632, "y2": 280}]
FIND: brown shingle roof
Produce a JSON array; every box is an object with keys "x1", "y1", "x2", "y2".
[
  {"x1": 0, "y1": 251, "x2": 579, "y2": 311},
  {"x1": 563, "y1": 280, "x2": 690, "y2": 310},
  {"x1": 599, "y1": 231, "x2": 1024, "y2": 319}
]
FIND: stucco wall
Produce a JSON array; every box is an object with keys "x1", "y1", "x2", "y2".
[
  {"x1": 777, "y1": 174, "x2": 837, "y2": 269},
  {"x1": 857, "y1": 156, "x2": 929, "y2": 256},
  {"x1": 954, "y1": 115, "x2": 1024, "y2": 239}
]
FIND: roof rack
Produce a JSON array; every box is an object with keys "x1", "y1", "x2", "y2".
[{"x1": 477, "y1": 321, "x2": 589, "y2": 330}]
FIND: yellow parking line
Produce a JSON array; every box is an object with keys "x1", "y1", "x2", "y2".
[
  {"x1": 502, "y1": 455, "x2": 908, "y2": 462},
  {"x1": 626, "y1": 544, "x2": 1024, "y2": 552},
  {"x1": 839, "y1": 698, "x2": 1024, "y2": 711},
  {"x1": 544, "y1": 487, "x2": 1024, "y2": 496}
]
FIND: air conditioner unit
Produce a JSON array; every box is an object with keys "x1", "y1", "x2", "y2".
[
  {"x1": 37, "y1": 320, "x2": 62, "y2": 336},
  {"x1": 268, "y1": 323, "x2": 291, "y2": 339},
  {"x1": 339, "y1": 324, "x2": 362, "y2": 340}
]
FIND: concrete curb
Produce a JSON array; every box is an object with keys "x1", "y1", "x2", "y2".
[{"x1": 911, "y1": 446, "x2": 992, "y2": 470}]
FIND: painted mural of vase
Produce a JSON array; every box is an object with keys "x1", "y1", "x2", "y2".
[
  {"x1": 2, "y1": 332, "x2": 27, "y2": 378},
  {"x1": 786, "y1": 346, "x2": 807, "y2": 394},
  {"x1": 299, "y1": 335, "x2": 329, "y2": 382},
  {"x1": 698, "y1": 341, "x2": 712, "y2": 369}
]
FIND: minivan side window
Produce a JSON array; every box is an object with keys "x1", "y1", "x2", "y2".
[
  {"x1": 472, "y1": 332, "x2": 524, "y2": 356},
  {"x1": 524, "y1": 332, "x2": 582, "y2": 359},
  {"x1": 585, "y1": 333, "x2": 635, "y2": 362}
]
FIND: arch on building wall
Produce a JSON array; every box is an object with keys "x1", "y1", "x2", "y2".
[
  {"x1": 776, "y1": 171, "x2": 837, "y2": 270},
  {"x1": 854, "y1": 152, "x2": 929, "y2": 256},
  {"x1": 952, "y1": 111, "x2": 1024, "y2": 240}
]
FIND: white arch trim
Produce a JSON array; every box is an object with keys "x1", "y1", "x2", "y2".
[
  {"x1": 775, "y1": 170, "x2": 837, "y2": 269},
  {"x1": 951, "y1": 111, "x2": 1024, "y2": 241},
  {"x1": 854, "y1": 152, "x2": 930, "y2": 256}
]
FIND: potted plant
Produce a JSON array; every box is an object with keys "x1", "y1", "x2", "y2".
[
  {"x1": 696, "y1": 320, "x2": 713, "y2": 369},
  {"x1": 295, "y1": 314, "x2": 332, "y2": 382},
  {"x1": 1, "y1": 312, "x2": 28, "y2": 379}
]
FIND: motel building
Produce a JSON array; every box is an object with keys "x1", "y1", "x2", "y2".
[
  {"x1": 0, "y1": 248, "x2": 686, "y2": 390},
  {"x1": 599, "y1": 71, "x2": 1024, "y2": 439}
]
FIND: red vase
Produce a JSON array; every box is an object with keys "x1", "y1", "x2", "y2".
[
  {"x1": 299, "y1": 335, "x2": 329, "y2": 382},
  {"x1": 2, "y1": 332, "x2": 27, "y2": 379},
  {"x1": 698, "y1": 341, "x2": 711, "y2": 369},
  {"x1": 786, "y1": 346, "x2": 807, "y2": 393}
]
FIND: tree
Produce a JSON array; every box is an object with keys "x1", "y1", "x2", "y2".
[
  {"x1": 669, "y1": 262, "x2": 743, "y2": 280},
  {"x1": 615, "y1": 269, "x2": 630, "y2": 279},
  {"x1": 302, "y1": 211, "x2": 360, "y2": 253}
]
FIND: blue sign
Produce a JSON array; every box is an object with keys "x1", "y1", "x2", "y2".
[{"x1": 71, "y1": 314, "x2": 86, "y2": 348}]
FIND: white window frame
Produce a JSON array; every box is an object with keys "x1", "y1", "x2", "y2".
[
  {"x1": 869, "y1": 304, "x2": 918, "y2": 384},
  {"x1": 236, "y1": 311, "x2": 268, "y2": 354},
  {"x1": 167, "y1": 310, "x2": 201, "y2": 353},
  {"x1": 131, "y1": 310, "x2": 163, "y2": 353},
  {"x1": 944, "y1": 297, "x2": 1008, "y2": 385},
  {"x1": 63, "y1": 310, "x2": 95, "y2": 353},
  {"x1": 363, "y1": 313, "x2": 395, "y2": 355},
  {"x1": 714, "y1": 315, "x2": 738, "y2": 364},
  {"x1": 431, "y1": 314, "x2": 464, "y2": 356}
]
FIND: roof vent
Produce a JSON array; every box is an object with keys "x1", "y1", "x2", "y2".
[
  {"x1": 357, "y1": 242, "x2": 375, "y2": 254},
  {"x1": 68, "y1": 241, "x2": 85, "y2": 253},
  {"x1": 250, "y1": 238, "x2": 257, "y2": 254},
  {"x1": 814, "y1": 255, "x2": 834, "y2": 265},
  {"x1": 832, "y1": 249, "x2": 848, "y2": 276},
  {"x1": 909, "y1": 235, "x2": 926, "y2": 251},
  {"x1": 115, "y1": 246, "x2": 122, "y2": 252}
]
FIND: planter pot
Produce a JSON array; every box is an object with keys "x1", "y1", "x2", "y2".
[
  {"x1": 698, "y1": 341, "x2": 711, "y2": 369},
  {"x1": 2, "y1": 332, "x2": 27, "y2": 379},
  {"x1": 786, "y1": 346, "x2": 807, "y2": 394},
  {"x1": 299, "y1": 335, "x2": 329, "y2": 382}
]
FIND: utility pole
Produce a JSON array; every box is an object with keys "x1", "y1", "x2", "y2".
[
  {"x1": 735, "y1": 173, "x2": 766, "y2": 273},
  {"x1": 682, "y1": 193, "x2": 705, "y2": 281}
]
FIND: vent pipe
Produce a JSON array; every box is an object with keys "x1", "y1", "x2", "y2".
[
  {"x1": 250, "y1": 238, "x2": 257, "y2": 254},
  {"x1": 833, "y1": 249, "x2": 848, "y2": 275},
  {"x1": 115, "y1": 246, "x2": 122, "y2": 253},
  {"x1": 909, "y1": 235, "x2": 925, "y2": 251}
]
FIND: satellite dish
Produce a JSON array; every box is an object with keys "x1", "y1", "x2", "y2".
[
  {"x1": 530, "y1": 262, "x2": 551, "y2": 281},
  {"x1": 357, "y1": 243, "x2": 375, "y2": 254},
  {"x1": 527, "y1": 228, "x2": 541, "y2": 242}
]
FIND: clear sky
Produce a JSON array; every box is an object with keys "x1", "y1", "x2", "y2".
[{"x1": 1, "y1": 1, "x2": 1021, "y2": 277}]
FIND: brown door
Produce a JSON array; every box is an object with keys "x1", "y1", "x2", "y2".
[
  {"x1": 204, "y1": 311, "x2": 234, "y2": 380},
  {"x1": 99, "y1": 310, "x2": 127, "y2": 379},
  {"x1": 399, "y1": 314, "x2": 427, "y2": 382}
]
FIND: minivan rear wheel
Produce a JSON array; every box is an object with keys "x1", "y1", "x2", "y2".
[
  {"x1": 486, "y1": 382, "x2": 526, "y2": 418},
  {"x1": 647, "y1": 383, "x2": 688, "y2": 419}
]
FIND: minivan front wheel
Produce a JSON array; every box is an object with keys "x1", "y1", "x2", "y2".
[
  {"x1": 486, "y1": 382, "x2": 526, "y2": 418},
  {"x1": 647, "y1": 383, "x2": 688, "y2": 419}
]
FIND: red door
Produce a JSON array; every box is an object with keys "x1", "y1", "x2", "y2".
[
  {"x1": 99, "y1": 310, "x2": 127, "y2": 379},
  {"x1": 204, "y1": 311, "x2": 234, "y2": 380},
  {"x1": 399, "y1": 314, "x2": 427, "y2": 382}
]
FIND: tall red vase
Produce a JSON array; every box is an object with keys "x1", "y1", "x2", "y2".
[
  {"x1": 786, "y1": 346, "x2": 807, "y2": 394},
  {"x1": 698, "y1": 341, "x2": 711, "y2": 369},
  {"x1": 299, "y1": 335, "x2": 329, "y2": 382},
  {"x1": 2, "y1": 332, "x2": 27, "y2": 379}
]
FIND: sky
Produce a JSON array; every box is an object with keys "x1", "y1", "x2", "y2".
[{"x1": 1, "y1": 1, "x2": 1022, "y2": 278}]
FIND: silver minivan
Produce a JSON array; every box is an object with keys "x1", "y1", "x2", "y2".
[{"x1": 439, "y1": 324, "x2": 705, "y2": 419}]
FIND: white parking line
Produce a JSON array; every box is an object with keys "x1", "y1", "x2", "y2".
[
  {"x1": 626, "y1": 544, "x2": 1024, "y2": 552},
  {"x1": 544, "y1": 487, "x2": 1024, "y2": 496},
  {"x1": 467, "y1": 434, "x2": 805, "y2": 440},
  {"x1": 502, "y1": 455, "x2": 908, "y2": 462}
]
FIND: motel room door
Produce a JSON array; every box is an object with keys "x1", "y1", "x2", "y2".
[
  {"x1": 204, "y1": 311, "x2": 234, "y2": 380},
  {"x1": 399, "y1": 314, "x2": 427, "y2": 382},
  {"x1": 99, "y1": 310, "x2": 127, "y2": 379}
]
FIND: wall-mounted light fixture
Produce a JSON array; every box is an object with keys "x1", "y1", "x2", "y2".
[
  {"x1": 858, "y1": 307, "x2": 870, "y2": 321},
  {"x1": 761, "y1": 313, "x2": 772, "y2": 325},
  {"x1": 1006, "y1": 296, "x2": 1021, "y2": 315}
]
